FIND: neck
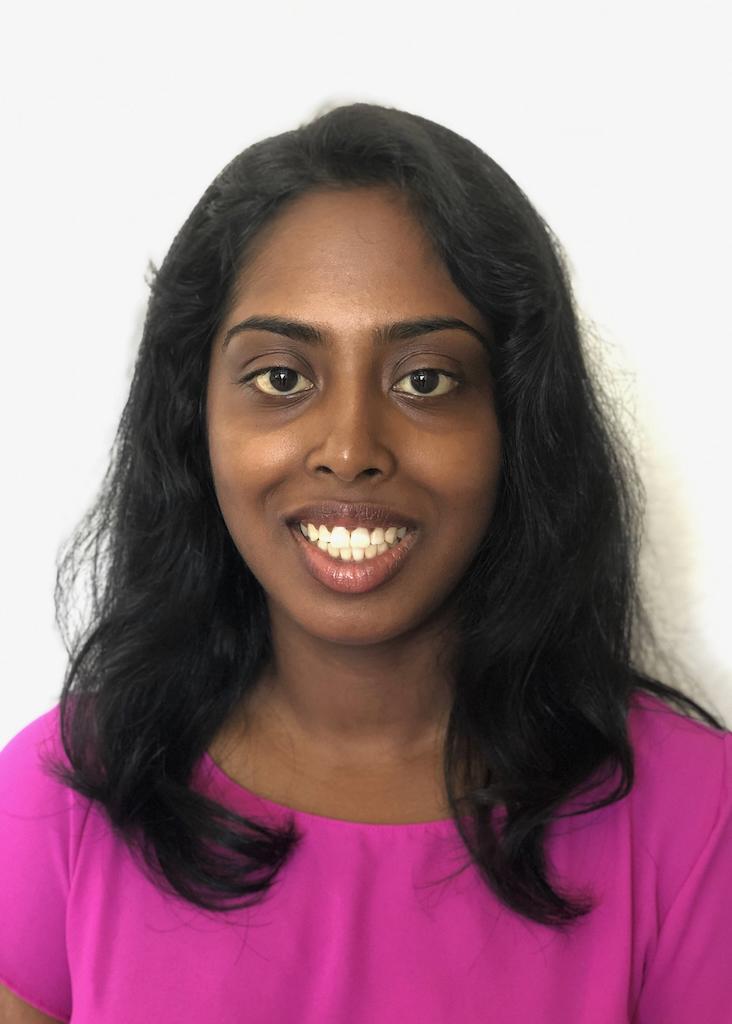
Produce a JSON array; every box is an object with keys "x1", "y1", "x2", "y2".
[{"x1": 243, "y1": 605, "x2": 458, "y2": 769}]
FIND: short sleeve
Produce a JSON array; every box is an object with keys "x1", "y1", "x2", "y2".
[
  {"x1": 0, "y1": 707, "x2": 84, "y2": 1023},
  {"x1": 632, "y1": 730, "x2": 732, "y2": 1022}
]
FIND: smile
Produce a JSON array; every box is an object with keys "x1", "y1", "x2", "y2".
[{"x1": 289, "y1": 522, "x2": 418, "y2": 594}]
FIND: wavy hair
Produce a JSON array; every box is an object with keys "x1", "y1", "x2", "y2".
[{"x1": 47, "y1": 101, "x2": 726, "y2": 929}]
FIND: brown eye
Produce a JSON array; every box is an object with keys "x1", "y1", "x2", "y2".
[
  {"x1": 393, "y1": 369, "x2": 460, "y2": 397},
  {"x1": 243, "y1": 367, "x2": 315, "y2": 396}
]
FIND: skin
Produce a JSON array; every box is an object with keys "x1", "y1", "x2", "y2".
[
  {"x1": 205, "y1": 186, "x2": 501, "y2": 821},
  {"x1": 0, "y1": 983, "x2": 63, "y2": 1022}
]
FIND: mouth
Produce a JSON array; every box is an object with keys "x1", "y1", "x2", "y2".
[{"x1": 287, "y1": 521, "x2": 419, "y2": 595}]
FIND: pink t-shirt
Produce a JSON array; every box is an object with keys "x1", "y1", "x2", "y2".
[{"x1": 1, "y1": 692, "x2": 730, "y2": 1023}]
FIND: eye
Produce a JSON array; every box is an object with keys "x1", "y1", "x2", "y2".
[
  {"x1": 392, "y1": 368, "x2": 460, "y2": 397},
  {"x1": 239, "y1": 365, "x2": 461, "y2": 399},
  {"x1": 240, "y1": 366, "x2": 314, "y2": 396}
]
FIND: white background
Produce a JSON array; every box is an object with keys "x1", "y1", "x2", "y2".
[{"x1": 1, "y1": 0, "x2": 730, "y2": 747}]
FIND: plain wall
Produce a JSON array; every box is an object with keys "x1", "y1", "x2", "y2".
[{"x1": 1, "y1": 0, "x2": 730, "y2": 746}]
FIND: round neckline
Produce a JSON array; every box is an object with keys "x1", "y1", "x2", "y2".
[{"x1": 199, "y1": 749, "x2": 463, "y2": 831}]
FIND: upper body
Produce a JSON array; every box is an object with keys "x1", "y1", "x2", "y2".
[
  {"x1": 1, "y1": 690, "x2": 731, "y2": 1023},
  {"x1": 6, "y1": 105, "x2": 730, "y2": 1024}
]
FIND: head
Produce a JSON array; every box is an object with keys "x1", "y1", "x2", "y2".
[
  {"x1": 116, "y1": 102, "x2": 627, "y2": 677},
  {"x1": 205, "y1": 184, "x2": 500, "y2": 652}
]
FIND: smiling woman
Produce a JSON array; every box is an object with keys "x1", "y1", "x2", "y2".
[{"x1": 1, "y1": 103, "x2": 731, "y2": 1023}]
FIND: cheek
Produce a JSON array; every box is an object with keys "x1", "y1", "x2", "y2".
[
  {"x1": 206, "y1": 419, "x2": 302, "y2": 555},
  {"x1": 207, "y1": 383, "x2": 289, "y2": 498},
  {"x1": 206, "y1": 432, "x2": 269, "y2": 563},
  {"x1": 209, "y1": 433, "x2": 272, "y2": 510},
  {"x1": 416, "y1": 417, "x2": 501, "y2": 516}
]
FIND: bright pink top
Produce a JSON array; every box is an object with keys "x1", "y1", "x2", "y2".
[{"x1": 1, "y1": 692, "x2": 730, "y2": 1023}]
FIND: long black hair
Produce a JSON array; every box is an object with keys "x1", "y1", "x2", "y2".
[{"x1": 47, "y1": 101, "x2": 726, "y2": 929}]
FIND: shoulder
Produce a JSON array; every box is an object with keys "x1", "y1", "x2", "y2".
[
  {"x1": 1, "y1": 702, "x2": 65, "y2": 761},
  {"x1": 0, "y1": 704, "x2": 86, "y2": 1023},
  {"x1": 623, "y1": 693, "x2": 732, "y2": 1018},
  {"x1": 624, "y1": 690, "x2": 730, "y2": 900},
  {"x1": 0, "y1": 703, "x2": 69, "y2": 801},
  {"x1": 626, "y1": 689, "x2": 730, "y2": 821},
  {"x1": 0, "y1": 702, "x2": 90, "y2": 849},
  {"x1": 627, "y1": 689, "x2": 729, "y2": 802}
]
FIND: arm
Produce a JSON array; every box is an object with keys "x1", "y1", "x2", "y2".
[
  {"x1": 631, "y1": 731, "x2": 732, "y2": 1022},
  {"x1": 0, "y1": 984, "x2": 65, "y2": 1024},
  {"x1": 0, "y1": 709, "x2": 76, "y2": 1024}
]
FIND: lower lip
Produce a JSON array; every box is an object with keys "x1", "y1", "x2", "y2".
[{"x1": 288, "y1": 524, "x2": 419, "y2": 594}]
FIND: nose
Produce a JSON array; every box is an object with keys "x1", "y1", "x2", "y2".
[{"x1": 304, "y1": 379, "x2": 397, "y2": 483}]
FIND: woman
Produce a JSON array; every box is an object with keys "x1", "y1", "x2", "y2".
[{"x1": 1, "y1": 102, "x2": 730, "y2": 1022}]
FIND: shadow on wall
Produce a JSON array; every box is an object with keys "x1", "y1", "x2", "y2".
[
  {"x1": 635, "y1": 413, "x2": 730, "y2": 730},
  {"x1": 583, "y1": 314, "x2": 730, "y2": 730}
]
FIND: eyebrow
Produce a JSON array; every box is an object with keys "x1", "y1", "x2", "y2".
[{"x1": 222, "y1": 314, "x2": 489, "y2": 350}]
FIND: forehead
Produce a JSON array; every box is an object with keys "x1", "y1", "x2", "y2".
[{"x1": 228, "y1": 186, "x2": 480, "y2": 324}]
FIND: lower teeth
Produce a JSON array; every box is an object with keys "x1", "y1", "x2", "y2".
[{"x1": 317, "y1": 539, "x2": 399, "y2": 561}]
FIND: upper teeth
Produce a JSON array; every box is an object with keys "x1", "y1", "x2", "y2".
[{"x1": 298, "y1": 522, "x2": 408, "y2": 560}]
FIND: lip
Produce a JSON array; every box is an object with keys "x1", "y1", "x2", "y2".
[
  {"x1": 288, "y1": 522, "x2": 419, "y2": 595},
  {"x1": 284, "y1": 501, "x2": 419, "y2": 532}
]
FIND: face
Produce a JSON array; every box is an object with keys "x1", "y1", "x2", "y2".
[{"x1": 206, "y1": 186, "x2": 501, "y2": 648}]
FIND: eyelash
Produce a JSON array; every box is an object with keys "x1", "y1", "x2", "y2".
[{"x1": 238, "y1": 366, "x2": 462, "y2": 399}]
